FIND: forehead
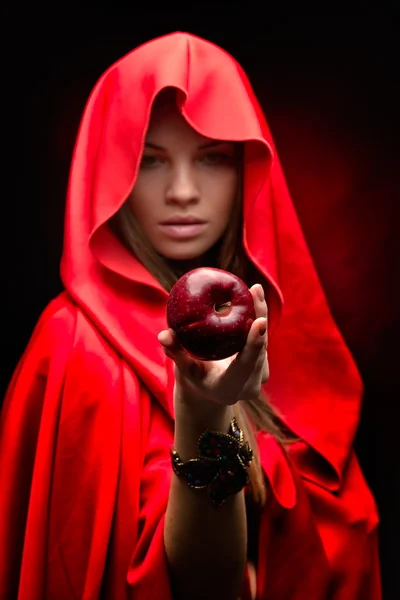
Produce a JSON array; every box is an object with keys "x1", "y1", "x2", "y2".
[{"x1": 146, "y1": 101, "x2": 210, "y2": 146}]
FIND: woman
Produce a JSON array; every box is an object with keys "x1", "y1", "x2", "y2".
[{"x1": 0, "y1": 32, "x2": 381, "y2": 599}]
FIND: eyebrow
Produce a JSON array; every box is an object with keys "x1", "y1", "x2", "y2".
[{"x1": 144, "y1": 140, "x2": 229, "y2": 151}]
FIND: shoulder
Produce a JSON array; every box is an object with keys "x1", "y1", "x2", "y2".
[
  {"x1": 21, "y1": 292, "x2": 121, "y2": 377},
  {"x1": 8, "y1": 293, "x2": 77, "y2": 381},
  {"x1": 29, "y1": 292, "x2": 78, "y2": 347}
]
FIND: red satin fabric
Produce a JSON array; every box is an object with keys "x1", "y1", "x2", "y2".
[{"x1": 0, "y1": 32, "x2": 381, "y2": 599}]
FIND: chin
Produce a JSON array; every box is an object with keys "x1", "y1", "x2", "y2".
[
  {"x1": 158, "y1": 244, "x2": 213, "y2": 262},
  {"x1": 164, "y1": 256, "x2": 205, "y2": 275}
]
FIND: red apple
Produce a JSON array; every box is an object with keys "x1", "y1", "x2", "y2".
[{"x1": 166, "y1": 267, "x2": 256, "y2": 361}]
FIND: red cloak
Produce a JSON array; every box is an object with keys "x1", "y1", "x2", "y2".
[{"x1": 0, "y1": 32, "x2": 381, "y2": 599}]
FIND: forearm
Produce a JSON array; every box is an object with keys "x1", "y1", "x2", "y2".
[{"x1": 164, "y1": 398, "x2": 247, "y2": 600}]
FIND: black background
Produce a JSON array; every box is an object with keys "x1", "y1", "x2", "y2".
[{"x1": 2, "y1": 9, "x2": 399, "y2": 599}]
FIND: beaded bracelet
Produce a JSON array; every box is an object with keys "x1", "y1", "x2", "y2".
[{"x1": 170, "y1": 417, "x2": 253, "y2": 507}]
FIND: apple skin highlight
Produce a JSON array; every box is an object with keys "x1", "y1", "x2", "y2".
[{"x1": 166, "y1": 268, "x2": 256, "y2": 361}]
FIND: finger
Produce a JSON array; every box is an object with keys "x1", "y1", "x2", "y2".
[
  {"x1": 215, "y1": 317, "x2": 267, "y2": 402},
  {"x1": 235, "y1": 323, "x2": 270, "y2": 399},
  {"x1": 261, "y1": 352, "x2": 270, "y2": 384},
  {"x1": 157, "y1": 328, "x2": 176, "y2": 349},
  {"x1": 158, "y1": 329, "x2": 207, "y2": 380},
  {"x1": 246, "y1": 314, "x2": 268, "y2": 349},
  {"x1": 249, "y1": 284, "x2": 268, "y2": 321},
  {"x1": 251, "y1": 286, "x2": 269, "y2": 384},
  {"x1": 248, "y1": 284, "x2": 269, "y2": 353},
  {"x1": 236, "y1": 317, "x2": 268, "y2": 372}
]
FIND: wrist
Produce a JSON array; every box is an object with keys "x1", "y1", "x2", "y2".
[
  {"x1": 174, "y1": 393, "x2": 234, "y2": 459},
  {"x1": 175, "y1": 390, "x2": 233, "y2": 427},
  {"x1": 170, "y1": 415, "x2": 253, "y2": 508}
]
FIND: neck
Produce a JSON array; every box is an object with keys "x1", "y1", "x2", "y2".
[
  {"x1": 165, "y1": 254, "x2": 216, "y2": 279},
  {"x1": 163, "y1": 241, "x2": 222, "y2": 278}
]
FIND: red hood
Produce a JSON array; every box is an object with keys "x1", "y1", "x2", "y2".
[{"x1": 60, "y1": 31, "x2": 363, "y2": 490}]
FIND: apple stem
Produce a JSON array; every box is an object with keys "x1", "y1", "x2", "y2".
[{"x1": 214, "y1": 301, "x2": 232, "y2": 314}]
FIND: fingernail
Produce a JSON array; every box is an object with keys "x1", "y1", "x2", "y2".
[
  {"x1": 259, "y1": 319, "x2": 267, "y2": 336},
  {"x1": 257, "y1": 285, "x2": 264, "y2": 302}
]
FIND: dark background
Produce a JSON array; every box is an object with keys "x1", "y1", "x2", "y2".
[{"x1": 2, "y1": 9, "x2": 399, "y2": 599}]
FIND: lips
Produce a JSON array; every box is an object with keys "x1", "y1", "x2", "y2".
[
  {"x1": 159, "y1": 222, "x2": 207, "y2": 239},
  {"x1": 160, "y1": 216, "x2": 206, "y2": 225}
]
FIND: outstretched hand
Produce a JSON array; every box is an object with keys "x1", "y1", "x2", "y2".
[{"x1": 158, "y1": 283, "x2": 269, "y2": 406}]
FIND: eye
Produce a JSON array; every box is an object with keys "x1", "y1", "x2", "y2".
[
  {"x1": 140, "y1": 154, "x2": 163, "y2": 169},
  {"x1": 201, "y1": 152, "x2": 232, "y2": 165}
]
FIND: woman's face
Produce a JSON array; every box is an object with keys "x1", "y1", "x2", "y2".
[{"x1": 127, "y1": 102, "x2": 240, "y2": 262}]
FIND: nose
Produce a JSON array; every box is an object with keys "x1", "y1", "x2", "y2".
[{"x1": 165, "y1": 164, "x2": 200, "y2": 206}]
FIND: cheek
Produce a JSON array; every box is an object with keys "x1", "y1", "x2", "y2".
[
  {"x1": 128, "y1": 177, "x2": 158, "y2": 219},
  {"x1": 209, "y1": 170, "x2": 238, "y2": 211}
]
